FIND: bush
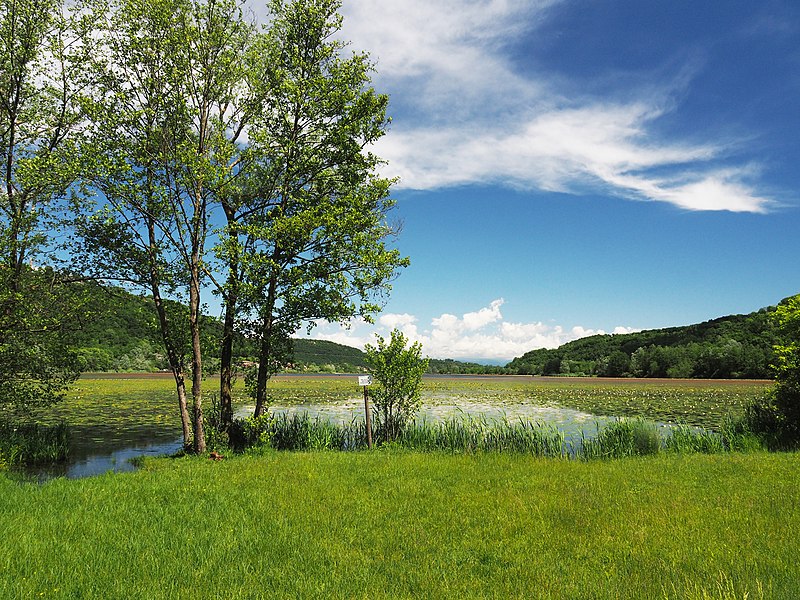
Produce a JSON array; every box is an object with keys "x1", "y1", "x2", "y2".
[
  {"x1": 229, "y1": 414, "x2": 276, "y2": 452},
  {"x1": 747, "y1": 294, "x2": 800, "y2": 449},
  {"x1": 0, "y1": 419, "x2": 70, "y2": 466},
  {"x1": 365, "y1": 329, "x2": 428, "y2": 442},
  {"x1": 745, "y1": 385, "x2": 800, "y2": 450}
]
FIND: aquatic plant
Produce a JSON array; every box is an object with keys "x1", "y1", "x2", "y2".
[
  {"x1": 0, "y1": 418, "x2": 70, "y2": 465},
  {"x1": 579, "y1": 418, "x2": 661, "y2": 460}
]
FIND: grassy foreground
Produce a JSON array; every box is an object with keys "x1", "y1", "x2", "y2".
[{"x1": 2, "y1": 451, "x2": 798, "y2": 599}]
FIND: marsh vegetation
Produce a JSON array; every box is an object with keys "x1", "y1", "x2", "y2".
[{"x1": 2, "y1": 374, "x2": 771, "y2": 476}]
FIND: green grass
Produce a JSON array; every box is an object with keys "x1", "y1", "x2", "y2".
[{"x1": 1, "y1": 451, "x2": 797, "y2": 599}]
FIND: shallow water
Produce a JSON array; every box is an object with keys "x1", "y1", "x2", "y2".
[
  {"x1": 18, "y1": 373, "x2": 732, "y2": 481},
  {"x1": 249, "y1": 397, "x2": 671, "y2": 446}
]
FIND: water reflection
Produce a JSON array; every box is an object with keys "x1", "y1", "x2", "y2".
[
  {"x1": 25, "y1": 438, "x2": 183, "y2": 482},
  {"x1": 22, "y1": 397, "x2": 680, "y2": 482},
  {"x1": 246, "y1": 398, "x2": 621, "y2": 445}
]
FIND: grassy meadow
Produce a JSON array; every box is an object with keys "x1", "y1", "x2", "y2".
[
  {"x1": 4, "y1": 374, "x2": 792, "y2": 598},
  {"x1": 1, "y1": 450, "x2": 798, "y2": 599}
]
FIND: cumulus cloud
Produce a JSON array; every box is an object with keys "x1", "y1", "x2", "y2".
[
  {"x1": 335, "y1": 1, "x2": 773, "y2": 213},
  {"x1": 300, "y1": 299, "x2": 639, "y2": 362}
]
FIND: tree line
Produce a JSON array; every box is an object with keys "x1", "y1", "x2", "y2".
[
  {"x1": 507, "y1": 307, "x2": 781, "y2": 379},
  {"x1": 0, "y1": 0, "x2": 407, "y2": 453},
  {"x1": 65, "y1": 283, "x2": 370, "y2": 373}
]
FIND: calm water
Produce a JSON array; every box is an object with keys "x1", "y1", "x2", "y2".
[
  {"x1": 20, "y1": 426, "x2": 184, "y2": 482},
  {"x1": 258, "y1": 398, "x2": 621, "y2": 446},
  {"x1": 19, "y1": 396, "x2": 677, "y2": 481}
]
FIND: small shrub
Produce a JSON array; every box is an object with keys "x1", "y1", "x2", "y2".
[
  {"x1": 229, "y1": 413, "x2": 276, "y2": 452},
  {"x1": 365, "y1": 329, "x2": 428, "y2": 442}
]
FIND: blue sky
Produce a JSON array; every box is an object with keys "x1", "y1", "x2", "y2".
[{"x1": 296, "y1": 0, "x2": 800, "y2": 363}]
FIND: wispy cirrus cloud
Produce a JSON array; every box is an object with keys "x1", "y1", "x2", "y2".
[
  {"x1": 338, "y1": 1, "x2": 774, "y2": 213},
  {"x1": 300, "y1": 299, "x2": 639, "y2": 363}
]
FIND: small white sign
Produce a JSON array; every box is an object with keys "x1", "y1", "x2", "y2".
[{"x1": 358, "y1": 375, "x2": 373, "y2": 387}]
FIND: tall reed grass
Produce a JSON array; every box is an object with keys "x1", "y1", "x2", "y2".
[
  {"x1": 579, "y1": 418, "x2": 661, "y2": 460},
  {"x1": 392, "y1": 414, "x2": 566, "y2": 457},
  {"x1": 230, "y1": 411, "x2": 763, "y2": 460},
  {"x1": 231, "y1": 412, "x2": 566, "y2": 456},
  {"x1": 0, "y1": 418, "x2": 70, "y2": 467}
]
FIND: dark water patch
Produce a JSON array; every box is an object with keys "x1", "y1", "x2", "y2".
[{"x1": 11, "y1": 424, "x2": 183, "y2": 482}]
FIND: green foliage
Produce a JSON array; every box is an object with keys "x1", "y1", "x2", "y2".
[
  {"x1": 0, "y1": 0, "x2": 95, "y2": 417},
  {"x1": 365, "y1": 329, "x2": 428, "y2": 441},
  {"x1": 226, "y1": 0, "x2": 408, "y2": 418},
  {"x1": 0, "y1": 267, "x2": 84, "y2": 417},
  {"x1": 508, "y1": 306, "x2": 779, "y2": 378},
  {"x1": 580, "y1": 418, "x2": 661, "y2": 460},
  {"x1": 0, "y1": 418, "x2": 70, "y2": 466},
  {"x1": 745, "y1": 294, "x2": 800, "y2": 448},
  {"x1": 229, "y1": 413, "x2": 277, "y2": 452}
]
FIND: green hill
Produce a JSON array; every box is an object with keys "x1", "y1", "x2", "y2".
[
  {"x1": 64, "y1": 283, "x2": 371, "y2": 373},
  {"x1": 506, "y1": 303, "x2": 786, "y2": 379},
  {"x1": 291, "y1": 339, "x2": 368, "y2": 372},
  {"x1": 68, "y1": 283, "x2": 792, "y2": 378}
]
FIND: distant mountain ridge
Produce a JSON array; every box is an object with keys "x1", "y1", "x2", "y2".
[{"x1": 68, "y1": 282, "x2": 790, "y2": 377}]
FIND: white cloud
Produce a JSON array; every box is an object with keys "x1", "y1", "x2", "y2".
[
  {"x1": 462, "y1": 299, "x2": 504, "y2": 330},
  {"x1": 335, "y1": 1, "x2": 774, "y2": 213},
  {"x1": 299, "y1": 299, "x2": 637, "y2": 362},
  {"x1": 378, "y1": 313, "x2": 417, "y2": 330}
]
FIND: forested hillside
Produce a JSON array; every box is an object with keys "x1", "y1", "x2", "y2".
[
  {"x1": 507, "y1": 306, "x2": 781, "y2": 379},
  {"x1": 65, "y1": 284, "x2": 369, "y2": 373},
  {"x1": 69, "y1": 284, "x2": 788, "y2": 378}
]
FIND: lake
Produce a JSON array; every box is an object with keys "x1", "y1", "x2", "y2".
[{"x1": 16, "y1": 374, "x2": 769, "y2": 480}]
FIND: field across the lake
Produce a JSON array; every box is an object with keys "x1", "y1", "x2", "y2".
[{"x1": 56, "y1": 373, "x2": 772, "y2": 431}]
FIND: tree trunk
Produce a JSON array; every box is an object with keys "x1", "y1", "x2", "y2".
[
  {"x1": 253, "y1": 271, "x2": 279, "y2": 418},
  {"x1": 253, "y1": 320, "x2": 272, "y2": 418},
  {"x1": 219, "y1": 282, "x2": 236, "y2": 430},
  {"x1": 147, "y1": 221, "x2": 192, "y2": 447},
  {"x1": 218, "y1": 208, "x2": 239, "y2": 431},
  {"x1": 188, "y1": 260, "x2": 206, "y2": 453}
]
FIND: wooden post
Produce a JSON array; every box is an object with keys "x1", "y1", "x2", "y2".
[{"x1": 363, "y1": 384, "x2": 373, "y2": 449}]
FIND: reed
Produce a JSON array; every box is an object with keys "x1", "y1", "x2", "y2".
[
  {"x1": 579, "y1": 418, "x2": 661, "y2": 460},
  {"x1": 665, "y1": 417, "x2": 763, "y2": 454},
  {"x1": 395, "y1": 414, "x2": 566, "y2": 457},
  {"x1": 233, "y1": 411, "x2": 567, "y2": 457},
  {"x1": 0, "y1": 418, "x2": 70, "y2": 466},
  {"x1": 231, "y1": 411, "x2": 770, "y2": 460}
]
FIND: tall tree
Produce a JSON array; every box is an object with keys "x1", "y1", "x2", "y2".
[
  {"x1": 0, "y1": 0, "x2": 94, "y2": 415},
  {"x1": 80, "y1": 0, "x2": 254, "y2": 451},
  {"x1": 225, "y1": 0, "x2": 408, "y2": 420}
]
